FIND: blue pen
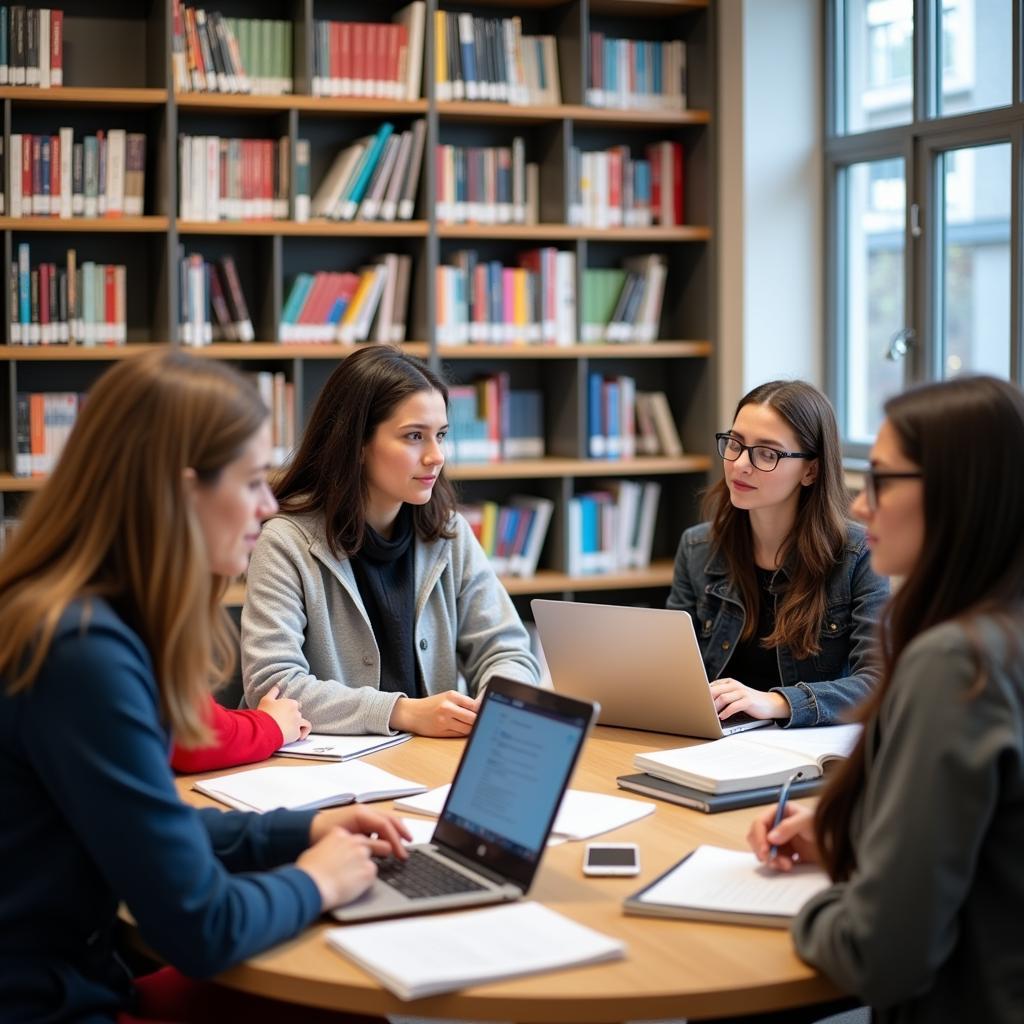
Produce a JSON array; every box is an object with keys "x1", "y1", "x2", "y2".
[{"x1": 768, "y1": 770, "x2": 804, "y2": 860}]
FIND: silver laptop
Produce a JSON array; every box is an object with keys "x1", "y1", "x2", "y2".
[
  {"x1": 532, "y1": 600, "x2": 772, "y2": 739},
  {"x1": 333, "y1": 676, "x2": 599, "y2": 923}
]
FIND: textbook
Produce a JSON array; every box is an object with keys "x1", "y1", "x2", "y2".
[
  {"x1": 616, "y1": 772, "x2": 824, "y2": 814},
  {"x1": 274, "y1": 732, "x2": 412, "y2": 761},
  {"x1": 325, "y1": 901, "x2": 624, "y2": 1000},
  {"x1": 633, "y1": 723, "x2": 862, "y2": 795},
  {"x1": 624, "y1": 845, "x2": 830, "y2": 928},
  {"x1": 193, "y1": 761, "x2": 426, "y2": 812}
]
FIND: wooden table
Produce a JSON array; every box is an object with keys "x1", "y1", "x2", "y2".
[{"x1": 178, "y1": 727, "x2": 840, "y2": 1022}]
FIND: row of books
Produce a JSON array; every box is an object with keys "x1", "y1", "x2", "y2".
[
  {"x1": 434, "y1": 139, "x2": 538, "y2": 226},
  {"x1": 172, "y1": 4, "x2": 293, "y2": 95},
  {"x1": 178, "y1": 135, "x2": 290, "y2": 222},
  {"x1": 588, "y1": 376, "x2": 683, "y2": 459},
  {"x1": 278, "y1": 254, "x2": 412, "y2": 344},
  {"x1": 248, "y1": 371, "x2": 294, "y2": 467},
  {"x1": 8, "y1": 246, "x2": 125, "y2": 346},
  {"x1": 569, "y1": 142, "x2": 684, "y2": 229},
  {"x1": 447, "y1": 377, "x2": 544, "y2": 464},
  {"x1": 311, "y1": 4, "x2": 424, "y2": 100},
  {"x1": 6, "y1": 130, "x2": 146, "y2": 219},
  {"x1": 0, "y1": 6, "x2": 62, "y2": 87},
  {"x1": 581, "y1": 256, "x2": 668, "y2": 344},
  {"x1": 568, "y1": 480, "x2": 662, "y2": 575},
  {"x1": 177, "y1": 252, "x2": 254, "y2": 346},
  {"x1": 437, "y1": 249, "x2": 576, "y2": 347},
  {"x1": 460, "y1": 496, "x2": 553, "y2": 577},
  {"x1": 434, "y1": 12, "x2": 560, "y2": 106},
  {"x1": 14, "y1": 391, "x2": 79, "y2": 476},
  {"x1": 586, "y1": 34, "x2": 687, "y2": 111},
  {"x1": 310, "y1": 120, "x2": 425, "y2": 222}
]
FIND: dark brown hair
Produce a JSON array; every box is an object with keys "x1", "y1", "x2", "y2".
[
  {"x1": 276, "y1": 346, "x2": 457, "y2": 556},
  {"x1": 0, "y1": 349, "x2": 268, "y2": 746},
  {"x1": 816, "y1": 375, "x2": 1024, "y2": 880},
  {"x1": 703, "y1": 380, "x2": 849, "y2": 660}
]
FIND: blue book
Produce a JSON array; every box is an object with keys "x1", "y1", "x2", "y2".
[
  {"x1": 280, "y1": 273, "x2": 314, "y2": 333},
  {"x1": 635, "y1": 41, "x2": 646, "y2": 105},
  {"x1": 326, "y1": 296, "x2": 348, "y2": 326},
  {"x1": 0, "y1": 7, "x2": 9, "y2": 84},
  {"x1": 588, "y1": 372, "x2": 605, "y2": 458},
  {"x1": 652, "y1": 41, "x2": 663, "y2": 101},
  {"x1": 580, "y1": 496, "x2": 600, "y2": 565},
  {"x1": 459, "y1": 19, "x2": 477, "y2": 97},
  {"x1": 341, "y1": 122, "x2": 394, "y2": 215},
  {"x1": 488, "y1": 260, "x2": 502, "y2": 340},
  {"x1": 605, "y1": 379, "x2": 621, "y2": 458}
]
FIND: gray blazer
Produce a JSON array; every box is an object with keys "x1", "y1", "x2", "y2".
[
  {"x1": 793, "y1": 617, "x2": 1024, "y2": 1023},
  {"x1": 241, "y1": 511, "x2": 540, "y2": 734}
]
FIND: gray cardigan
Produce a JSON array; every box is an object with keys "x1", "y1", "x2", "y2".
[
  {"x1": 793, "y1": 617, "x2": 1024, "y2": 1023},
  {"x1": 241, "y1": 511, "x2": 540, "y2": 734}
]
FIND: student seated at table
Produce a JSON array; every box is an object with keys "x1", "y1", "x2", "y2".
[
  {"x1": 241, "y1": 346, "x2": 540, "y2": 737},
  {"x1": 748, "y1": 376, "x2": 1024, "y2": 1024},
  {"x1": 668, "y1": 380, "x2": 888, "y2": 727},
  {"x1": 0, "y1": 350, "x2": 407, "y2": 1024}
]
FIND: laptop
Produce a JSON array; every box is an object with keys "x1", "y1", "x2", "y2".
[
  {"x1": 531, "y1": 599, "x2": 772, "y2": 740},
  {"x1": 333, "y1": 676, "x2": 599, "y2": 923}
]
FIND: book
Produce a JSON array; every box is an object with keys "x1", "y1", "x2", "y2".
[
  {"x1": 624, "y1": 844, "x2": 830, "y2": 927},
  {"x1": 325, "y1": 902, "x2": 625, "y2": 1001},
  {"x1": 274, "y1": 732, "x2": 412, "y2": 762},
  {"x1": 633, "y1": 723, "x2": 862, "y2": 795},
  {"x1": 193, "y1": 761, "x2": 427, "y2": 812},
  {"x1": 616, "y1": 772, "x2": 825, "y2": 814}
]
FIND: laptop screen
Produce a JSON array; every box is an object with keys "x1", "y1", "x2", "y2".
[{"x1": 432, "y1": 678, "x2": 596, "y2": 890}]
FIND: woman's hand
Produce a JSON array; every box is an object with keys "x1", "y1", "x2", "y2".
[
  {"x1": 389, "y1": 691, "x2": 480, "y2": 737},
  {"x1": 296, "y1": 829, "x2": 381, "y2": 910},
  {"x1": 256, "y1": 685, "x2": 311, "y2": 744},
  {"x1": 710, "y1": 678, "x2": 790, "y2": 721},
  {"x1": 310, "y1": 806, "x2": 411, "y2": 858},
  {"x1": 747, "y1": 802, "x2": 819, "y2": 872}
]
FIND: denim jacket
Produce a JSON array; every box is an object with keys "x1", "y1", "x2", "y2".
[{"x1": 667, "y1": 520, "x2": 889, "y2": 727}]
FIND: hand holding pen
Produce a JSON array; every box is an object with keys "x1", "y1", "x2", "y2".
[{"x1": 746, "y1": 773, "x2": 820, "y2": 873}]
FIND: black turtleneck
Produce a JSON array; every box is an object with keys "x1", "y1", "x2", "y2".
[{"x1": 349, "y1": 505, "x2": 421, "y2": 699}]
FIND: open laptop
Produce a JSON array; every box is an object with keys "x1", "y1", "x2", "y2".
[
  {"x1": 532, "y1": 600, "x2": 772, "y2": 739},
  {"x1": 333, "y1": 676, "x2": 599, "y2": 923}
]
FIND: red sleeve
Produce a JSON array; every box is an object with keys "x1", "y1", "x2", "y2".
[{"x1": 170, "y1": 696, "x2": 285, "y2": 773}]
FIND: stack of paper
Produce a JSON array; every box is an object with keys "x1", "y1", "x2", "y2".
[
  {"x1": 274, "y1": 732, "x2": 411, "y2": 761},
  {"x1": 395, "y1": 785, "x2": 655, "y2": 840},
  {"x1": 326, "y1": 901, "x2": 625, "y2": 1000}
]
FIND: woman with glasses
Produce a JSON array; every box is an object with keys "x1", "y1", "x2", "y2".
[
  {"x1": 747, "y1": 375, "x2": 1024, "y2": 1023},
  {"x1": 667, "y1": 380, "x2": 888, "y2": 727}
]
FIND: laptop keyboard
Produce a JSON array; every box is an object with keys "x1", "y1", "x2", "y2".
[{"x1": 376, "y1": 848, "x2": 489, "y2": 900}]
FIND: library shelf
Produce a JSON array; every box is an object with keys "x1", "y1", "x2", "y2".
[
  {"x1": 175, "y1": 220, "x2": 430, "y2": 237},
  {"x1": 175, "y1": 93, "x2": 429, "y2": 117},
  {"x1": 0, "y1": 343, "x2": 432, "y2": 362},
  {"x1": 0, "y1": 217, "x2": 170, "y2": 234},
  {"x1": 436, "y1": 100, "x2": 710, "y2": 127},
  {"x1": 446, "y1": 456, "x2": 712, "y2": 481},
  {"x1": 220, "y1": 561, "x2": 677, "y2": 608},
  {"x1": 590, "y1": 0, "x2": 709, "y2": 14},
  {"x1": 436, "y1": 341, "x2": 712, "y2": 360},
  {"x1": 0, "y1": 87, "x2": 168, "y2": 107},
  {"x1": 436, "y1": 224, "x2": 712, "y2": 242}
]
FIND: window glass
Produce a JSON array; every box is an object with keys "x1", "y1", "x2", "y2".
[
  {"x1": 937, "y1": 0, "x2": 1011, "y2": 116},
  {"x1": 845, "y1": 0, "x2": 914, "y2": 133}
]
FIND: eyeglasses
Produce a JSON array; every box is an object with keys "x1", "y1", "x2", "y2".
[
  {"x1": 715, "y1": 433, "x2": 815, "y2": 473},
  {"x1": 863, "y1": 469, "x2": 923, "y2": 511}
]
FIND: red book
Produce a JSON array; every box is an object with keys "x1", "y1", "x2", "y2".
[
  {"x1": 263, "y1": 139, "x2": 273, "y2": 218},
  {"x1": 607, "y1": 147, "x2": 622, "y2": 226},
  {"x1": 330, "y1": 21, "x2": 342, "y2": 92},
  {"x1": 339, "y1": 22, "x2": 352, "y2": 94},
  {"x1": 352, "y1": 22, "x2": 367, "y2": 94},
  {"x1": 50, "y1": 10, "x2": 63, "y2": 86},
  {"x1": 366, "y1": 23, "x2": 379, "y2": 96},
  {"x1": 376, "y1": 21, "x2": 390, "y2": 98},
  {"x1": 104, "y1": 264, "x2": 116, "y2": 344},
  {"x1": 49, "y1": 133, "x2": 60, "y2": 217},
  {"x1": 647, "y1": 142, "x2": 662, "y2": 226},
  {"x1": 671, "y1": 142, "x2": 685, "y2": 226},
  {"x1": 393, "y1": 23, "x2": 407, "y2": 97}
]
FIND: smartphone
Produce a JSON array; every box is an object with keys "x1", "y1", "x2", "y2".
[{"x1": 582, "y1": 842, "x2": 640, "y2": 877}]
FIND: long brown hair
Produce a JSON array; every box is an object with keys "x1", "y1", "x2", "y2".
[
  {"x1": 0, "y1": 349, "x2": 268, "y2": 746},
  {"x1": 276, "y1": 346, "x2": 457, "y2": 557},
  {"x1": 704, "y1": 380, "x2": 849, "y2": 659},
  {"x1": 816, "y1": 375, "x2": 1024, "y2": 880}
]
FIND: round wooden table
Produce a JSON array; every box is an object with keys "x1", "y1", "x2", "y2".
[{"x1": 178, "y1": 726, "x2": 840, "y2": 1022}]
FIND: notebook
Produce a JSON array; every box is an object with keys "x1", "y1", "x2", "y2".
[
  {"x1": 616, "y1": 772, "x2": 824, "y2": 814},
  {"x1": 192, "y1": 760, "x2": 426, "y2": 812},
  {"x1": 325, "y1": 901, "x2": 625, "y2": 1000},
  {"x1": 274, "y1": 732, "x2": 412, "y2": 761},
  {"x1": 633, "y1": 723, "x2": 862, "y2": 795},
  {"x1": 532, "y1": 599, "x2": 772, "y2": 739},
  {"x1": 332, "y1": 676, "x2": 599, "y2": 923},
  {"x1": 624, "y1": 844, "x2": 831, "y2": 927}
]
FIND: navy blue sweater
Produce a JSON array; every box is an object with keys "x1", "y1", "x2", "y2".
[{"x1": 0, "y1": 599, "x2": 322, "y2": 1023}]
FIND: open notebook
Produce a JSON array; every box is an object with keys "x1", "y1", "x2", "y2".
[
  {"x1": 624, "y1": 845, "x2": 831, "y2": 928},
  {"x1": 633, "y1": 723, "x2": 862, "y2": 795}
]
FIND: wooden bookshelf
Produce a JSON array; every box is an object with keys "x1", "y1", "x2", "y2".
[{"x1": 0, "y1": 0, "x2": 717, "y2": 603}]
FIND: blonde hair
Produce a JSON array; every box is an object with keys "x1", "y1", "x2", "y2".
[{"x1": 0, "y1": 349, "x2": 267, "y2": 746}]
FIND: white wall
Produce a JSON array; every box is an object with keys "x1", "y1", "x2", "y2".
[{"x1": 717, "y1": 0, "x2": 823, "y2": 423}]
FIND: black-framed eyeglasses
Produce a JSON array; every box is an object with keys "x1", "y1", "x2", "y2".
[
  {"x1": 715, "y1": 433, "x2": 815, "y2": 473},
  {"x1": 863, "y1": 469, "x2": 923, "y2": 511}
]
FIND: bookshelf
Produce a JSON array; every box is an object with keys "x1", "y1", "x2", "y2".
[{"x1": 0, "y1": 0, "x2": 716, "y2": 614}]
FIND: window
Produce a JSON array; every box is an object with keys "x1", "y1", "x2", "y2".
[{"x1": 827, "y1": 0, "x2": 1020, "y2": 451}]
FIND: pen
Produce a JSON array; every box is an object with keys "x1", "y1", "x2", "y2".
[{"x1": 768, "y1": 770, "x2": 804, "y2": 860}]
